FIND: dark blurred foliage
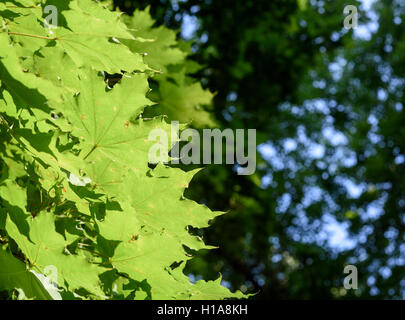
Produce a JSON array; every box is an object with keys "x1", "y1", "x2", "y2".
[{"x1": 113, "y1": 0, "x2": 404, "y2": 299}]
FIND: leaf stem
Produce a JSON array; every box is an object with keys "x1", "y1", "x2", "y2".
[
  {"x1": 7, "y1": 31, "x2": 57, "y2": 41},
  {"x1": 5, "y1": 5, "x2": 40, "y2": 9},
  {"x1": 83, "y1": 144, "x2": 97, "y2": 160}
]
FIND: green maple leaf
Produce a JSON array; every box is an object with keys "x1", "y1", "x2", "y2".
[
  {"x1": 96, "y1": 189, "x2": 242, "y2": 299},
  {"x1": 152, "y1": 70, "x2": 216, "y2": 127},
  {"x1": 60, "y1": 69, "x2": 167, "y2": 190},
  {"x1": 120, "y1": 9, "x2": 215, "y2": 127},
  {"x1": 0, "y1": 1, "x2": 247, "y2": 300},
  {"x1": 31, "y1": 46, "x2": 80, "y2": 93},
  {"x1": 4, "y1": 209, "x2": 104, "y2": 295},
  {"x1": 0, "y1": 180, "x2": 104, "y2": 296},
  {"x1": 0, "y1": 180, "x2": 31, "y2": 238},
  {"x1": 121, "y1": 8, "x2": 186, "y2": 73},
  {"x1": 64, "y1": 70, "x2": 151, "y2": 151},
  {"x1": 0, "y1": 249, "x2": 53, "y2": 300},
  {"x1": 120, "y1": 165, "x2": 220, "y2": 251},
  {"x1": 0, "y1": 33, "x2": 62, "y2": 113},
  {"x1": 3, "y1": 0, "x2": 147, "y2": 74}
]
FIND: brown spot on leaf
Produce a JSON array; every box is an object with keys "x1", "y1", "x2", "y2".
[{"x1": 129, "y1": 234, "x2": 139, "y2": 243}]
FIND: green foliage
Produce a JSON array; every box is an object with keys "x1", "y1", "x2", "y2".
[
  {"x1": 113, "y1": 0, "x2": 404, "y2": 300},
  {"x1": 0, "y1": 249, "x2": 52, "y2": 300},
  {"x1": 120, "y1": 8, "x2": 216, "y2": 127},
  {"x1": 0, "y1": 0, "x2": 244, "y2": 300}
]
